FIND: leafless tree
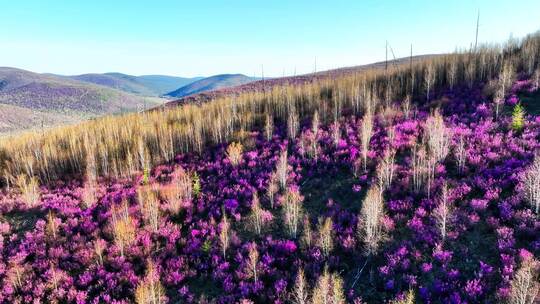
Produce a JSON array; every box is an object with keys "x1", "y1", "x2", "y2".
[
  {"x1": 111, "y1": 200, "x2": 136, "y2": 257},
  {"x1": 533, "y1": 68, "x2": 540, "y2": 91},
  {"x1": 312, "y1": 267, "x2": 345, "y2": 304},
  {"x1": 312, "y1": 111, "x2": 320, "y2": 138},
  {"x1": 308, "y1": 111, "x2": 321, "y2": 159},
  {"x1": 265, "y1": 114, "x2": 273, "y2": 141},
  {"x1": 266, "y1": 172, "x2": 278, "y2": 209},
  {"x1": 317, "y1": 217, "x2": 334, "y2": 257},
  {"x1": 358, "y1": 186, "x2": 385, "y2": 255},
  {"x1": 226, "y1": 142, "x2": 243, "y2": 166},
  {"x1": 332, "y1": 121, "x2": 341, "y2": 147},
  {"x1": 377, "y1": 149, "x2": 396, "y2": 191},
  {"x1": 509, "y1": 257, "x2": 539, "y2": 304},
  {"x1": 412, "y1": 143, "x2": 430, "y2": 193},
  {"x1": 219, "y1": 213, "x2": 231, "y2": 258},
  {"x1": 288, "y1": 109, "x2": 299, "y2": 139},
  {"x1": 300, "y1": 215, "x2": 313, "y2": 250},
  {"x1": 447, "y1": 61, "x2": 457, "y2": 90},
  {"x1": 292, "y1": 268, "x2": 309, "y2": 304},
  {"x1": 455, "y1": 134, "x2": 467, "y2": 174},
  {"x1": 424, "y1": 64, "x2": 435, "y2": 101},
  {"x1": 494, "y1": 87, "x2": 504, "y2": 120},
  {"x1": 250, "y1": 192, "x2": 265, "y2": 235},
  {"x1": 330, "y1": 274, "x2": 345, "y2": 304},
  {"x1": 138, "y1": 185, "x2": 161, "y2": 233},
  {"x1": 160, "y1": 167, "x2": 193, "y2": 214},
  {"x1": 425, "y1": 110, "x2": 451, "y2": 162},
  {"x1": 523, "y1": 156, "x2": 540, "y2": 215},
  {"x1": 402, "y1": 95, "x2": 412, "y2": 119},
  {"x1": 500, "y1": 61, "x2": 516, "y2": 98},
  {"x1": 247, "y1": 243, "x2": 259, "y2": 283},
  {"x1": 465, "y1": 59, "x2": 476, "y2": 88},
  {"x1": 135, "y1": 260, "x2": 166, "y2": 304},
  {"x1": 283, "y1": 186, "x2": 303, "y2": 238},
  {"x1": 276, "y1": 150, "x2": 289, "y2": 190},
  {"x1": 433, "y1": 183, "x2": 452, "y2": 242},
  {"x1": 360, "y1": 111, "x2": 374, "y2": 172}
]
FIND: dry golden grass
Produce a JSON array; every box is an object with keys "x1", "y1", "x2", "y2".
[
  {"x1": 46, "y1": 211, "x2": 59, "y2": 239},
  {"x1": 15, "y1": 174, "x2": 40, "y2": 207}
]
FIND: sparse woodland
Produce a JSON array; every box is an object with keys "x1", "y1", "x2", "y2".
[{"x1": 0, "y1": 33, "x2": 539, "y2": 303}]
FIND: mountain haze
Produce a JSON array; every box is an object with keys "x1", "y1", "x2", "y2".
[
  {"x1": 67, "y1": 73, "x2": 202, "y2": 96},
  {"x1": 165, "y1": 74, "x2": 258, "y2": 98}
]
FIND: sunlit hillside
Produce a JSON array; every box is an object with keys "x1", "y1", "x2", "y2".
[{"x1": 0, "y1": 30, "x2": 538, "y2": 303}]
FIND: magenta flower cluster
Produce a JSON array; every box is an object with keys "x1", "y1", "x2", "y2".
[{"x1": 0, "y1": 78, "x2": 538, "y2": 303}]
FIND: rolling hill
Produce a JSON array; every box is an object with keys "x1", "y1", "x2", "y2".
[
  {"x1": 68, "y1": 72, "x2": 202, "y2": 96},
  {"x1": 165, "y1": 74, "x2": 259, "y2": 98},
  {"x1": 0, "y1": 67, "x2": 164, "y2": 133}
]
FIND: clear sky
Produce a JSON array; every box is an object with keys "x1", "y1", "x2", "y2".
[{"x1": 1, "y1": 0, "x2": 539, "y2": 77}]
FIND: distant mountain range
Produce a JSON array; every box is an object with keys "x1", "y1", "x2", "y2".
[
  {"x1": 65, "y1": 73, "x2": 203, "y2": 96},
  {"x1": 165, "y1": 74, "x2": 259, "y2": 98},
  {"x1": 60, "y1": 72, "x2": 258, "y2": 98},
  {"x1": 0, "y1": 67, "x2": 163, "y2": 133}
]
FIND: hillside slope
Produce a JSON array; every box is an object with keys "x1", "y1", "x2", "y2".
[
  {"x1": 165, "y1": 55, "x2": 439, "y2": 106},
  {"x1": 165, "y1": 74, "x2": 258, "y2": 98},
  {"x1": 69, "y1": 73, "x2": 201, "y2": 96},
  {"x1": 0, "y1": 33, "x2": 539, "y2": 303},
  {"x1": 1, "y1": 68, "x2": 539, "y2": 303},
  {"x1": 0, "y1": 67, "x2": 163, "y2": 133},
  {"x1": 0, "y1": 103, "x2": 79, "y2": 133}
]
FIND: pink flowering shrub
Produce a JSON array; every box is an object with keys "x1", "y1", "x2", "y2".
[{"x1": 0, "y1": 76, "x2": 539, "y2": 303}]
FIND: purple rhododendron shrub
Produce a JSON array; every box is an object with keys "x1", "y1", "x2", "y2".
[{"x1": 0, "y1": 75, "x2": 539, "y2": 303}]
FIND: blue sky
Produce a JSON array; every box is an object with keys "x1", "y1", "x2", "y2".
[{"x1": 1, "y1": 1, "x2": 539, "y2": 77}]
